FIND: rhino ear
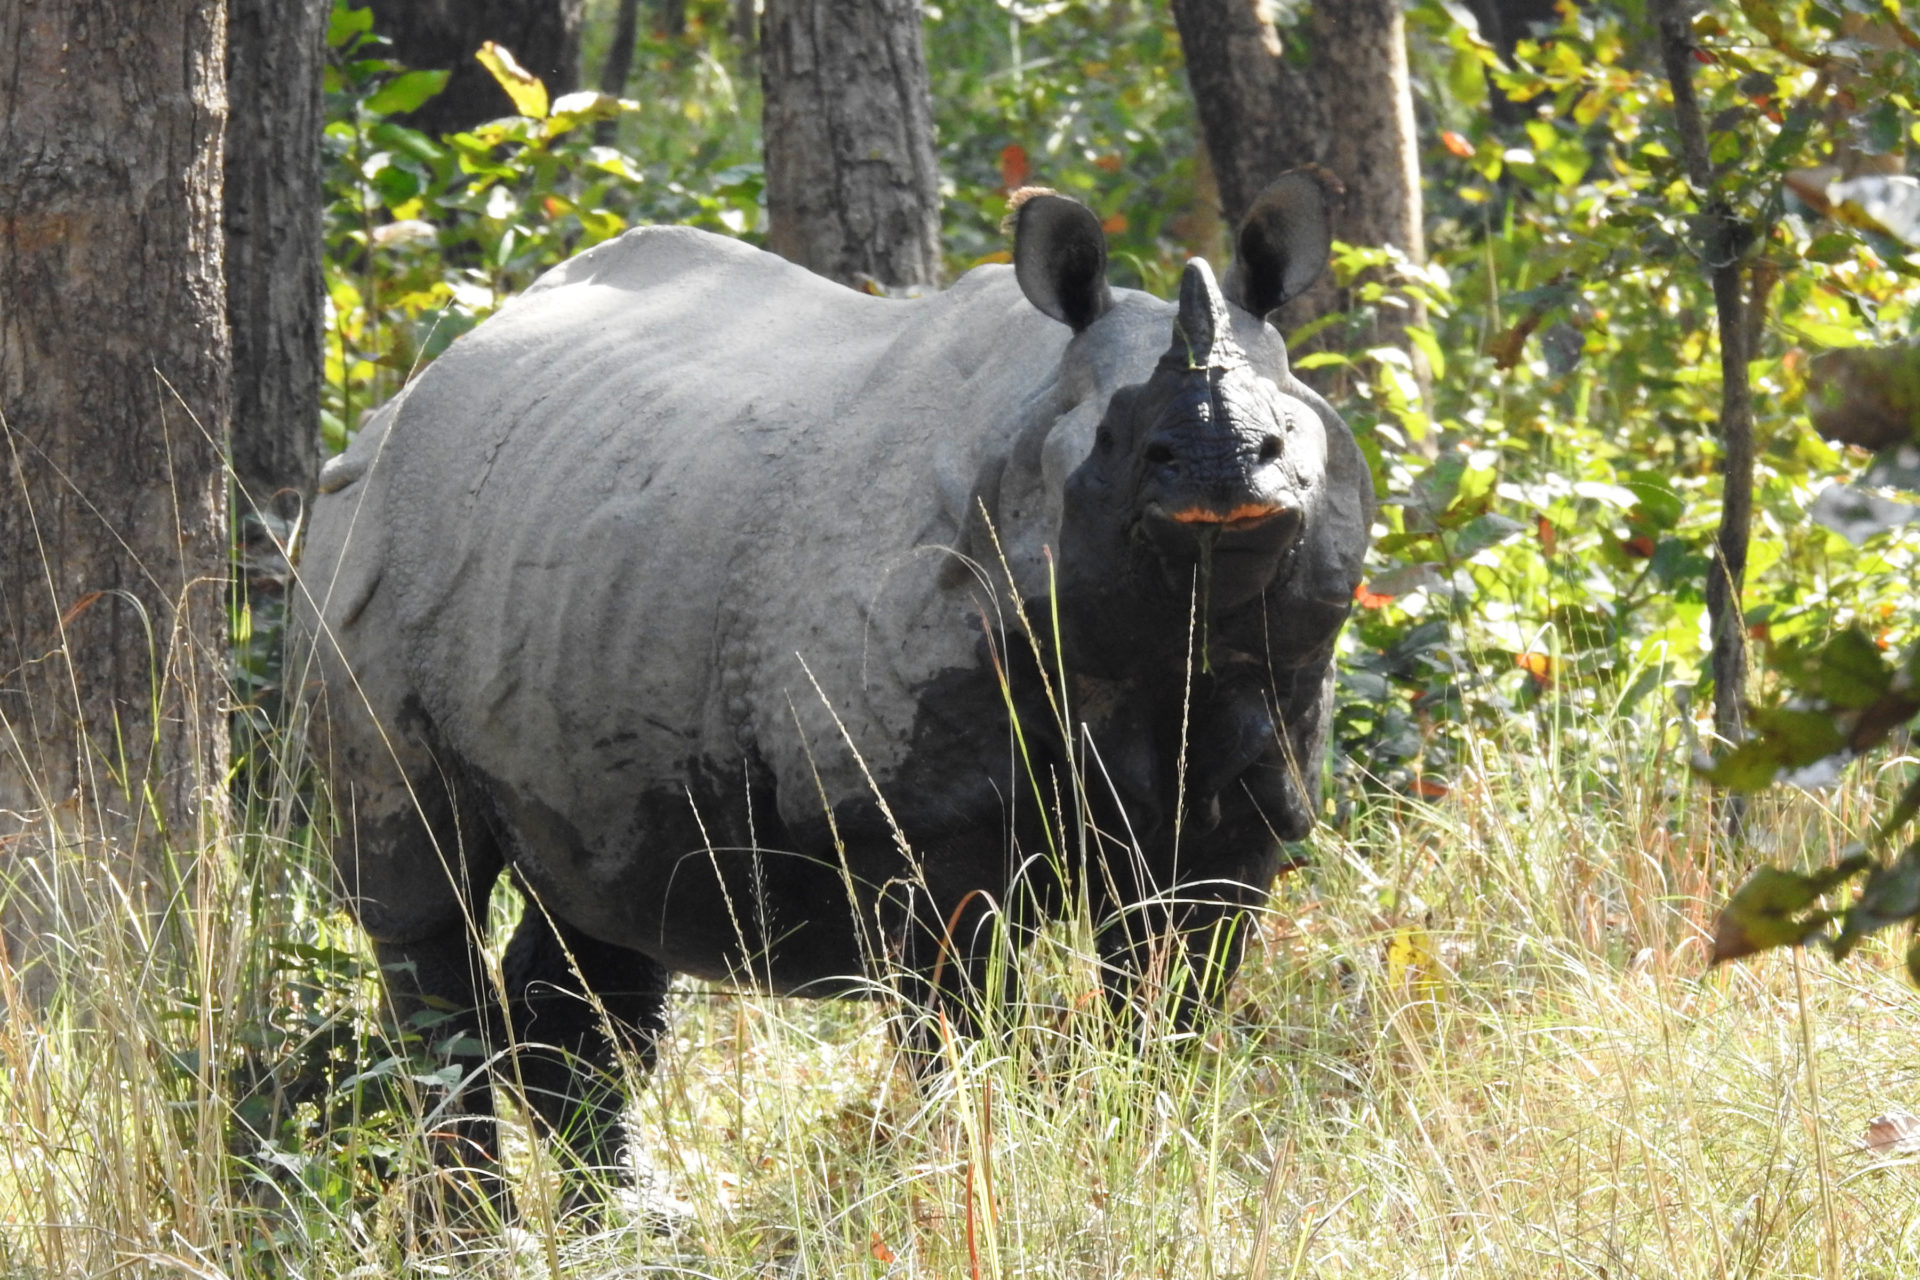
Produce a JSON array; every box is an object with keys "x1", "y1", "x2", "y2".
[
  {"x1": 1011, "y1": 189, "x2": 1113, "y2": 332},
  {"x1": 1223, "y1": 169, "x2": 1336, "y2": 319}
]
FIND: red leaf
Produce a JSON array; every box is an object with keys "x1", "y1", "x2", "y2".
[
  {"x1": 1441, "y1": 130, "x2": 1475, "y2": 159},
  {"x1": 1622, "y1": 534, "x2": 1656, "y2": 558},
  {"x1": 1514, "y1": 651, "x2": 1554, "y2": 688},
  {"x1": 999, "y1": 143, "x2": 1030, "y2": 191},
  {"x1": 1411, "y1": 777, "x2": 1450, "y2": 799},
  {"x1": 1354, "y1": 581, "x2": 1394, "y2": 610},
  {"x1": 1691, "y1": 47, "x2": 1714, "y2": 64},
  {"x1": 1101, "y1": 212, "x2": 1129, "y2": 234},
  {"x1": 1535, "y1": 513, "x2": 1557, "y2": 556},
  {"x1": 870, "y1": 1231, "x2": 897, "y2": 1264}
]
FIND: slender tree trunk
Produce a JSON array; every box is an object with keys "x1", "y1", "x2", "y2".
[
  {"x1": 601, "y1": 0, "x2": 642, "y2": 94},
  {"x1": 226, "y1": 0, "x2": 330, "y2": 525},
  {"x1": 761, "y1": 0, "x2": 942, "y2": 290},
  {"x1": 1654, "y1": 0, "x2": 1753, "y2": 824},
  {"x1": 0, "y1": 0, "x2": 232, "y2": 972},
  {"x1": 734, "y1": 0, "x2": 760, "y2": 83},
  {"x1": 366, "y1": 0, "x2": 584, "y2": 134},
  {"x1": 596, "y1": 0, "x2": 642, "y2": 145}
]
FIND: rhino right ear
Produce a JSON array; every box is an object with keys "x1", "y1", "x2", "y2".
[
  {"x1": 1223, "y1": 169, "x2": 1337, "y2": 319},
  {"x1": 1011, "y1": 189, "x2": 1113, "y2": 332}
]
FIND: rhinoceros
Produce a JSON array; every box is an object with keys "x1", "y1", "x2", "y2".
[{"x1": 294, "y1": 174, "x2": 1373, "y2": 1202}]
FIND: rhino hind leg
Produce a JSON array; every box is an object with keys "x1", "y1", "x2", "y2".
[{"x1": 498, "y1": 904, "x2": 670, "y2": 1201}]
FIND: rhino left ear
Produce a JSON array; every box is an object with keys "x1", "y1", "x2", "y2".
[
  {"x1": 1012, "y1": 189, "x2": 1113, "y2": 332},
  {"x1": 1222, "y1": 169, "x2": 1336, "y2": 319}
]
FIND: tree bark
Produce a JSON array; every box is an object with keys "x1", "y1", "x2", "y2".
[
  {"x1": 1172, "y1": 0, "x2": 1426, "y2": 390},
  {"x1": 226, "y1": 0, "x2": 330, "y2": 525},
  {"x1": 1654, "y1": 0, "x2": 1754, "y2": 821},
  {"x1": 365, "y1": 0, "x2": 585, "y2": 135},
  {"x1": 733, "y1": 0, "x2": 760, "y2": 83},
  {"x1": 761, "y1": 0, "x2": 942, "y2": 290},
  {"x1": 596, "y1": 0, "x2": 642, "y2": 145},
  {"x1": 0, "y1": 0, "x2": 232, "y2": 953},
  {"x1": 1168, "y1": 0, "x2": 1322, "y2": 230}
]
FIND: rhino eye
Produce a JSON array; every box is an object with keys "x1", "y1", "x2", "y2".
[{"x1": 1096, "y1": 427, "x2": 1114, "y2": 454}]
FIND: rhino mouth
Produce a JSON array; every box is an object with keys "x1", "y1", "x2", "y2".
[
  {"x1": 1140, "y1": 500, "x2": 1304, "y2": 612},
  {"x1": 1154, "y1": 501, "x2": 1293, "y2": 532}
]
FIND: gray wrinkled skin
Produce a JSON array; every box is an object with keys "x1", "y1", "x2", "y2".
[{"x1": 295, "y1": 183, "x2": 1373, "y2": 1201}]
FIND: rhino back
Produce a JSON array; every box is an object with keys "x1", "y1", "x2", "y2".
[{"x1": 375, "y1": 227, "x2": 1075, "y2": 874}]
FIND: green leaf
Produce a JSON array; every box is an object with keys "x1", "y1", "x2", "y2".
[
  {"x1": 1834, "y1": 847, "x2": 1920, "y2": 959},
  {"x1": 365, "y1": 69, "x2": 449, "y2": 116},
  {"x1": 1813, "y1": 628, "x2": 1893, "y2": 708},
  {"x1": 1712, "y1": 855, "x2": 1870, "y2": 964},
  {"x1": 1698, "y1": 707, "x2": 1846, "y2": 791},
  {"x1": 328, "y1": 1, "x2": 374, "y2": 50},
  {"x1": 1452, "y1": 513, "x2": 1527, "y2": 559},
  {"x1": 475, "y1": 41, "x2": 548, "y2": 118}
]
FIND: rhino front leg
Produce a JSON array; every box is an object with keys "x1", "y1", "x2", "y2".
[
  {"x1": 883, "y1": 840, "x2": 1033, "y2": 1069},
  {"x1": 1094, "y1": 819, "x2": 1284, "y2": 1040},
  {"x1": 498, "y1": 903, "x2": 671, "y2": 1205}
]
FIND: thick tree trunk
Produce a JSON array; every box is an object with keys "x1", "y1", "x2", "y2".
[
  {"x1": 366, "y1": 0, "x2": 584, "y2": 135},
  {"x1": 1303, "y1": 0, "x2": 1428, "y2": 347},
  {"x1": 0, "y1": 0, "x2": 232, "y2": 960},
  {"x1": 1173, "y1": 0, "x2": 1427, "y2": 398},
  {"x1": 761, "y1": 0, "x2": 942, "y2": 290},
  {"x1": 1168, "y1": 0, "x2": 1322, "y2": 229},
  {"x1": 226, "y1": 0, "x2": 330, "y2": 524}
]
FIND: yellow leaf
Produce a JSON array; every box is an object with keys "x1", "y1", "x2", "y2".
[
  {"x1": 475, "y1": 41, "x2": 548, "y2": 119},
  {"x1": 1385, "y1": 924, "x2": 1442, "y2": 1000}
]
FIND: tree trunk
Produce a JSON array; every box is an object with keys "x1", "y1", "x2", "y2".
[
  {"x1": 366, "y1": 0, "x2": 585, "y2": 135},
  {"x1": 1654, "y1": 0, "x2": 1753, "y2": 833},
  {"x1": 596, "y1": 0, "x2": 642, "y2": 145},
  {"x1": 0, "y1": 0, "x2": 232, "y2": 969},
  {"x1": 733, "y1": 0, "x2": 760, "y2": 83},
  {"x1": 1168, "y1": 0, "x2": 1321, "y2": 229},
  {"x1": 1303, "y1": 0, "x2": 1428, "y2": 345},
  {"x1": 226, "y1": 0, "x2": 330, "y2": 525},
  {"x1": 1172, "y1": 0, "x2": 1427, "y2": 400},
  {"x1": 761, "y1": 0, "x2": 942, "y2": 290}
]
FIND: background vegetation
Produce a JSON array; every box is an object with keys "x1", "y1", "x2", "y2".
[{"x1": 5, "y1": 0, "x2": 1920, "y2": 1275}]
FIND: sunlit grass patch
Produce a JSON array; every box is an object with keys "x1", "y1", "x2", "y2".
[{"x1": 2, "y1": 696, "x2": 1918, "y2": 1277}]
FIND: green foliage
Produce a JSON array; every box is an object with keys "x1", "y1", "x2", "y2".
[
  {"x1": 1329, "y1": 0, "x2": 1920, "y2": 824},
  {"x1": 927, "y1": 0, "x2": 1204, "y2": 291},
  {"x1": 321, "y1": 0, "x2": 761, "y2": 448}
]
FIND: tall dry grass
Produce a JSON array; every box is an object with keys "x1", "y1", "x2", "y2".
[{"x1": 2, "y1": 663, "x2": 1918, "y2": 1279}]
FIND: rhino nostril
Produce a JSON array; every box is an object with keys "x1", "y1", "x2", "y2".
[
  {"x1": 1144, "y1": 442, "x2": 1177, "y2": 468},
  {"x1": 1257, "y1": 435, "x2": 1282, "y2": 462}
]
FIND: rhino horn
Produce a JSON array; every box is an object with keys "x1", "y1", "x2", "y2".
[{"x1": 1160, "y1": 258, "x2": 1246, "y2": 374}]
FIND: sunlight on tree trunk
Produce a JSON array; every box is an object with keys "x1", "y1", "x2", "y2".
[
  {"x1": 0, "y1": 0, "x2": 231, "y2": 989},
  {"x1": 761, "y1": 0, "x2": 942, "y2": 291}
]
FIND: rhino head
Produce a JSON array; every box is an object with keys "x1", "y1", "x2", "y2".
[{"x1": 1009, "y1": 173, "x2": 1349, "y2": 678}]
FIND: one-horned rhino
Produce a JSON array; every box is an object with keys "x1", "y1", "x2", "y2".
[{"x1": 293, "y1": 175, "x2": 1374, "y2": 1204}]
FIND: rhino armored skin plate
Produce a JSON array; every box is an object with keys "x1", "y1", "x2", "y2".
[{"x1": 295, "y1": 174, "x2": 1374, "y2": 1209}]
